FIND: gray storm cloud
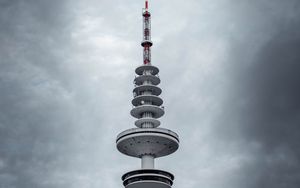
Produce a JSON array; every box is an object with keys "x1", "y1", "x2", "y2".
[
  {"x1": 0, "y1": 0, "x2": 300, "y2": 188},
  {"x1": 220, "y1": 25, "x2": 300, "y2": 187},
  {"x1": 210, "y1": 2, "x2": 300, "y2": 187}
]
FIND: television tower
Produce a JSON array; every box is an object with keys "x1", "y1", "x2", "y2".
[{"x1": 116, "y1": 1, "x2": 180, "y2": 188}]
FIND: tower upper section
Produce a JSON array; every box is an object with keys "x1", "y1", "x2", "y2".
[{"x1": 116, "y1": 1, "x2": 179, "y2": 188}]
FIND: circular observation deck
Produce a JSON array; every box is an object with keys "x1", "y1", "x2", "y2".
[
  {"x1": 130, "y1": 105, "x2": 164, "y2": 119},
  {"x1": 116, "y1": 128, "x2": 179, "y2": 158},
  {"x1": 133, "y1": 85, "x2": 162, "y2": 96},
  {"x1": 135, "y1": 65, "x2": 159, "y2": 75},
  {"x1": 135, "y1": 117, "x2": 160, "y2": 128},
  {"x1": 122, "y1": 169, "x2": 174, "y2": 188},
  {"x1": 132, "y1": 95, "x2": 163, "y2": 106},
  {"x1": 134, "y1": 75, "x2": 160, "y2": 86}
]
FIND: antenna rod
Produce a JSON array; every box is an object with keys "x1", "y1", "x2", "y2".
[{"x1": 145, "y1": 0, "x2": 148, "y2": 10}]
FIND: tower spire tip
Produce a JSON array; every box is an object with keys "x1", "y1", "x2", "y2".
[{"x1": 145, "y1": 0, "x2": 149, "y2": 10}]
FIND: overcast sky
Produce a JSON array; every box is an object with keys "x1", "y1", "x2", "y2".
[{"x1": 0, "y1": 0, "x2": 300, "y2": 188}]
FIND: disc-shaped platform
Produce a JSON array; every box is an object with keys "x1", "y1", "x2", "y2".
[
  {"x1": 132, "y1": 95, "x2": 163, "y2": 106},
  {"x1": 142, "y1": 11, "x2": 151, "y2": 17},
  {"x1": 116, "y1": 128, "x2": 179, "y2": 158},
  {"x1": 133, "y1": 85, "x2": 162, "y2": 96},
  {"x1": 135, "y1": 118, "x2": 160, "y2": 128},
  {"x1": 134, "y1": 75, "x2": 160, "y2": 86},
  {"x1": 125, "y1": 181, "x2": 170, "y2": 188},
  {"x1": 130, "y1": 105, "x2": 164, "y2": 119},
  {"x1": 135, "y1": 65, "x2": 159, "y2": 75},
  {"x1": 122, "y1": 169, "x2": 174, "y2": 188},
  {"x1": 141, "y1": 40, "x2": 153, "y2": 47},
  {"x1": 122, "y1": 169, "x2": 174, "y2": 182}
]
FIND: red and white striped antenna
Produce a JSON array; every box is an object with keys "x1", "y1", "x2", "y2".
[{"x1": 141, "y1": 0, "x2": 152, "y2": 65}]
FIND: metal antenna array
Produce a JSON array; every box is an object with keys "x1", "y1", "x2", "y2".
[{"x1": 142, "y1": 0, "x2": 152, "y2": 65}]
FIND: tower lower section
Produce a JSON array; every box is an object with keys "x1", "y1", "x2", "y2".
[{"x1": 122, "y1": 169, "x2": 174, "y2": 188}]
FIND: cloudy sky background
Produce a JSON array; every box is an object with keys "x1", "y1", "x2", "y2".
[{"x1": 0, "y1": 0, "x2": 300, "y2": 188}]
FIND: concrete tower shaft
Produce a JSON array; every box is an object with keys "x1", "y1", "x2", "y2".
[{"x1": 116, "y1": 1, "x2": 179, "y2": 188}]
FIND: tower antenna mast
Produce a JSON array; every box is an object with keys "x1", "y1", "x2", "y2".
[
  {"x1": 142, "y1": 0, "x2": 152, "y2": 65},
  {"x1": 116, "y1": 1, "x2": 179, "y2": 188}
]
